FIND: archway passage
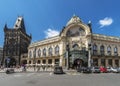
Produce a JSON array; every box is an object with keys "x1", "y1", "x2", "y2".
[
  {"x1": 73, "y1": 59, "x2": 84, "y2": 69},
  {"x1": 5, "y1": 57, "x2": 16, "y2": 67},
  {"x1": 22, "y1": 60, "x2": 27, "y2": 64}
]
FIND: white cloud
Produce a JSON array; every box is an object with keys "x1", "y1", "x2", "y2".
[
  {"x1": 99, "y1": 17, "x2": 113, "y2": 28},
  {"x1": 44, "y1": 28, "x2": 59, "y2": 38}
]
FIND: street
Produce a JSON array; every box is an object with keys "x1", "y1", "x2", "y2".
[{"x1": 0, "y1": 72, "x2": 120, "y2": 86}]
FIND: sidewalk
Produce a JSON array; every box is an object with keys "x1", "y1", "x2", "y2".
[{"x1": 0, "y1": 68, "x2": 77, "y2": 73}]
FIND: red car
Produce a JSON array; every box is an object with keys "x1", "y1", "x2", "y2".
[{"x1": 100, "y1": 66, "x2": 107, "y2": 73}]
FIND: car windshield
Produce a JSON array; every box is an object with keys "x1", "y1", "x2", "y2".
[{"x1": 94, "y1": 67, "x2": 99, "y2": 69}]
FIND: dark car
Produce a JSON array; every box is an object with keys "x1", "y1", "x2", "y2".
[
  {"x1": 6, "y1": 68, "x2": 15, "y2": 74},
  {"x1": 82, "y1": 67, "x2": 92, "y2": 73},
  {"x1": 77, "y1": 67, "x2": 86, "y2": 73},
  {"x1": 53, "y1": 66, "x2": 64, "y2": 74},
  {"x1": 77, "y1": 67, "x2": 92, "y2": 73}
]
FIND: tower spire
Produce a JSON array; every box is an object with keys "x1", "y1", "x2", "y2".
[
  {"x1": 4, "y1": 23, "x2": 8, "y2": 31},
  {"x1": 14, "y1": 16, "x2": 26, "y2": 32}
]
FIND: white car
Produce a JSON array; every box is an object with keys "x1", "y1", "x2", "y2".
[
  {"x1": 117, "y1": 67, "x2": 120, "y2": 73},
  {"x1": 106, "y1": 67, "x2": 118, "y2": 73}
]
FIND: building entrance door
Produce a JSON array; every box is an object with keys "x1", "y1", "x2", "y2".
[{"x1": 73, "y1": 59, "x2": 83, "y2": 69}]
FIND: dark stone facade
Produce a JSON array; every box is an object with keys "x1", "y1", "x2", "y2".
[{"x1": 2, "y1": 16, "x2": 31, "y2": 66}]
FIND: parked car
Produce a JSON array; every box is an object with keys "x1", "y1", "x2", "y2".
[
  {"x1": 77, "y1": 67, "x2": 86, "y2": 73},
  {"x1": 82, "y1": 67, "x2": 92, "y2": 73},
  {"x1": 117, "y1": 67, "x2": 120, "y2": 73},
  {"x1": 91, "y1": 66, "x2": 100, "y2": 73},
  {"x1": 100, "y1": 66, "x2": 107, "y2": 73},
  {"x1": 53, "y1": 66, "x2": 64, "y2": 74},
  {"x1": 6, "y1": 68, "x2": 14, "y2": 74},
  {"x1": 106, "y1": 67, "x2": 112, "y2": 73},
  {"x1": 107, "y1": 67, "x2": 118, "y2": 73}
]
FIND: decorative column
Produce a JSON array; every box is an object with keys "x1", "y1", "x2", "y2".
[
  {"x1": 98, "y1": 59, "x2": 101, "y2": 66},
  {"x1": 88, "y1": 43, "x2": 92, "y2": 67},
  {"x1": 66, "y1": 43, "x2": 70, "y2": 70},
  {"x1": 33, "y1": 47, "x2": 36, "y2": 71},
  {"x1": 105, "y1": 59, "x2": 108, "y2": 67},
  {"x1": 112, "y1": 59, "x2": 115, "y2": 67}
]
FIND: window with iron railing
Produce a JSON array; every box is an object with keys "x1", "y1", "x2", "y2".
[
  {"x1": 114, "y1": 47, "x2": 118, "y2": 56},
  {"x1": 48, "y1": 47, "x2": 53, "y2": 56},
  {"x1": 43, "y1": 48, "x2": 46, "y2": 57},
  {"x1": 100, "y1": 45, "x2": 104, "y2": 56},
  {"x1": 107, "y1": 46, "x2": 111, "y2": 55},
  {"x1": 93, "y1": 44, "x2": 98, "y2": 55},
  {"x1": 38, "y1": 49, "x2": 41, "y2": 57},
  {"x1": 55, "y1": 45, "x2": 59, "y2": 56}
]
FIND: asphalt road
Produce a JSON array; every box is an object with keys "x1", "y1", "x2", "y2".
[{"x1": 0, "y1": 72, "x2": 120, "y2": 86}]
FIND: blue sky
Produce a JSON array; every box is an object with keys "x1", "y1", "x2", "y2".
[{"x1": 0, "y1": 0, "x2": 120, "y2": 47}]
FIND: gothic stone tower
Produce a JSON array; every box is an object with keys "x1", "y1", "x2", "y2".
[{"x1": 3, "y1": 16, "x2": 31, "y2": 66}]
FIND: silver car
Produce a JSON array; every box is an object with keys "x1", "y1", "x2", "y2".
[
  {"x1": 107, "y1": 67, "x2": 117, "y2": 73},
  {"x1": 91, "y1": 66, "x2": 100, "y2": 73}
]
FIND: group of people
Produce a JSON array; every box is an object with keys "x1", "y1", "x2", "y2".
[{"x1": 0, "y1": 64, "x2": 54, "y2": 72}]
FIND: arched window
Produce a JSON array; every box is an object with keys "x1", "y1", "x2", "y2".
[
  {"x1": 29, "y1": 60, "x2": 31, "y2": 64},
  {"x1": 38, "y1": 49, "x2": 41, "y2": 57},
  {"x1": 55, "y1": 45, "x2": 59, "y2": 55},
  {"x1": 48, "y1": 47, "x2": 53, "y2": 56},
  {"x1": 29, "y1": 51, "x2": 32, "y2": 58},
  {"x1": 107, "y1": 46, "x2": 111, "y2": 55},
  {"x1": 43, "y1": 48, "x2": 46, "y2": 57},
  {"x1": 37, "y1": 60, "x2": 41, "y2": 64},
  {"x1": 33, "y1": 48, "x2": 36, "y2": 58},
  {"x1": 93, "y1": 44, "x2": 97, "y2": 55},
  {"x1": 66, "y1": 27, "x2": 85, "y2": 37},
  {"x1": 100, "y1": 45, "x2": 104, "y2": 55},
  {"x1": 72, "y1": 44, "x2": 79, "y2": 50},
  {"x1": 114, "y1": 47, "x2": 118, "y2": 56}
]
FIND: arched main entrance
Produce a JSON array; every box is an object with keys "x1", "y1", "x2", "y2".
[
  {"x1": 73, "y1": 59, "x2": 84, "y2": 69},
  {"x1": 22, "y1": 60, "x2": 27, "y2": 64},
  {"x1": 5, "y1": 57, "x2": 16, "y2": 67}
]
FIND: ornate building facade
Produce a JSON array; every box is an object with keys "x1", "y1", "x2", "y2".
[
  {"x1": 26, "y1": 15, "x2": 120, "y2": 68},
  {"x1": 3, "y1": 16, "x2": 31, "y2": 66}
]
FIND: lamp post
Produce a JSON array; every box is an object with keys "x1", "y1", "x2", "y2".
[{"x1": 88, "y1": 43, "x2": 92, "y2": 67}]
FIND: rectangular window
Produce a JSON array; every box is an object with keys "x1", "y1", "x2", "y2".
[
  {"x1": 108, "y1": 59, "x2": 112, "y2": 67},
  {"x1": 48, "y1": 59, "x2": 52, "y2": 64},
  {"x1": 55, "y1": 59, "x2": 59, "y2": 65},
  {"x1": 93, "y1": 58, "x2": 98, "y2": 66},
  {"x1": 42, "y1": 60, "x2": 46, "y2": 64},
  {"x1": 115, "y1": 60, "x2": 119, "y2": 67},
  {"x1": 93, "y1": 50, "x2": 97, "y2": 55},
  {"x1": 101, "y1": 59, "x2": 105, "y2": 66}
]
